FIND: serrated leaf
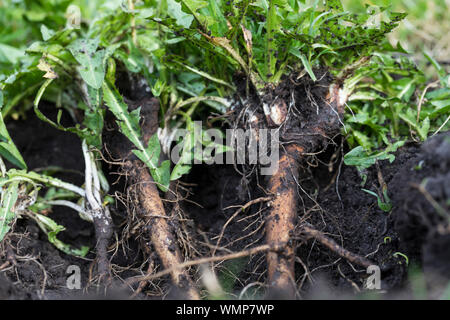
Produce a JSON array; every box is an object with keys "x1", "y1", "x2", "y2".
[
  {"x1": 83, "y1": 107, "x2": 104, "y2": 149},
  {"x1": 102, "y1": 81, "x2": 142, "y2": 144},
  {"x1": 133, "y1": 133, "x2": 161, "y2": 169},
  {"x1": 155, "y1": 160, "x2": 171, "y2": 188},
  {"x1": 170, "y1": 128, "x2": 194, "y2": 180},
  {"x1": 102, "y1": 81, "x2": 170, "y2": 191}
]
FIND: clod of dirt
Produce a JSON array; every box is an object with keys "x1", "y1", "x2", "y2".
[
  {"x1": 231, "y1": 68, "x2": 340, "y2": 153},
  {"x1": 0, "y1": 273, "x2": 28, "y2": 299},
  {"x1": 391, "y1": 132, "x2": 450, "y2": 297}
]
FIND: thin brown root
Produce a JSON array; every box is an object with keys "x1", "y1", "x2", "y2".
[
  {"x1": 337, "y1": 264, "x2": 361, "y2": 293},
  {"x1": 125, "y1": 243, "x2": 281, "y2": 287},
  {"x1": 130, "y1": 253, "x2": 155, "y2": 299},
  {"x1": 213, "y1": 196, "x2": 272, "y2": 256},
  {"x1": 299, "y1": 223, "x2": 374, "y2": 268}
]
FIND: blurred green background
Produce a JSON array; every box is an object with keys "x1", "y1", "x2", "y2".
[{"x1": 342, "y1": 0, "x2": 450, "y2": 77}]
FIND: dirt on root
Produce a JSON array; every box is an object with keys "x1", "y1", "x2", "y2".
[
  {"x1": 0, "y1": 99, "x2": 449, "y2": 299},
  {"x1": 185, "y1": 132, "x2": 450, "y2": 299}
]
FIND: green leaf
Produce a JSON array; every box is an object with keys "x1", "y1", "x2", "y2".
[
  {"x1": 177, "y1": 0, "x2": 208, "y2": 28},
  {"x1": 417, "y1": 117, "x2": 430, "y2": 141},
  {"x1": 0, "y1": 44, "x2": 25, "y2": 65},
  {"x1": 40, "y1": 25, "x2": 56, "y2": 41},
  {"x1": 0, "y1": 93, "x2": 27, "y2": 169},
  {"x1": 102, "y1": 81, "x2": 170, "y2": 191},
  {"x1": 218, "y1": 257, "x2": 248, "y2": 294},
  {"x1": 0, "y1": 181, "x2": 19, "y2": 242},
  {"x1": 133, "y1": 133, "x2": 161, "y2": 172},
  {"x1": 170, "y1": 162, "x2": 192, "y2": 181},
  {"x1": 344, "y1": 141, "x2": 405, "y2": 171},
  {"x1": 68, "y1": 38, "x2": 106, "y2": 89},
  {"x1": 426, "y1": 88, "x2": 450, "y2": 100},
  {"x1": 83, "y1": 107, "x2": 104, "y2": 149},
  {"x1": 362, "y1": 188, "x2": 392, "y2": 212},
  {"x1": 155, "y1": 160, "x2": 171, "y2": 188},
  {"x1": 429, "y1": 99, "x2": 450, "y2": 118},
  {"x1": 325, "y1": 0, "x2": 344, "y2": 12},
  {"x1": 170, "y1": 127, "x2": 194, "y2": 180},
  {"x1": 424, "y1": 51, "x2": 446, "y2": 80},
  {"x1": 151, "y1": 79, "x2": 165, "y2": 97},
  {"x1": 395, "y1": 78, "x2": 416, "y2": 101},
  {"x1": 207, "y1": 0, "x2": 228, "y2": 36},
  {"x1": 266, "y1": 1, "x2": 279, "y2": 78},
  {"x1": 33, "y1": 213, "x2": 89, "y2": 257},
  {"x1": 164, "y1": 55, "x2": 234, "y2": 89},
  {"x1": 352, "y1": 130, "x2": 372, "y2": 150},
  {"x1": 289, "y1": 49, "x2": 316, "y2": 81},
  {"x1": 167, "y1": 0, "x2": 194, "y2": 28}
]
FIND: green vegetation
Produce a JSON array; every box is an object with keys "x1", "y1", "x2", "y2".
[{"x1": 0, "y1": 0, "x2": 448, "y2": 299}]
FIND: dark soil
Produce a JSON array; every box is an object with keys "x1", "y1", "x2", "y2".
[
  {"x1": 391, "y1": 133, "x2": 450, "y2": 298},
  {"x1": 1, "y1": 104, "x2": 93, "y2": 299},
  {"x1": 1, "y1": 101, "x2": 448, "y2": 299}
]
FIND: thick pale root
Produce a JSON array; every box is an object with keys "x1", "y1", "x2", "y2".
[
  {"x1": 266, "y1": 144, "x2": 303, "y2": 297},
  {"x1": 133, "y1": 164, "x2": 199, "y2": 299},
  {"x1": 105, "y1": 96, "x2": 199, "y2": 299},
  {"x1": 264, "y1": 80, "x2": 346, "y2": 297}
]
